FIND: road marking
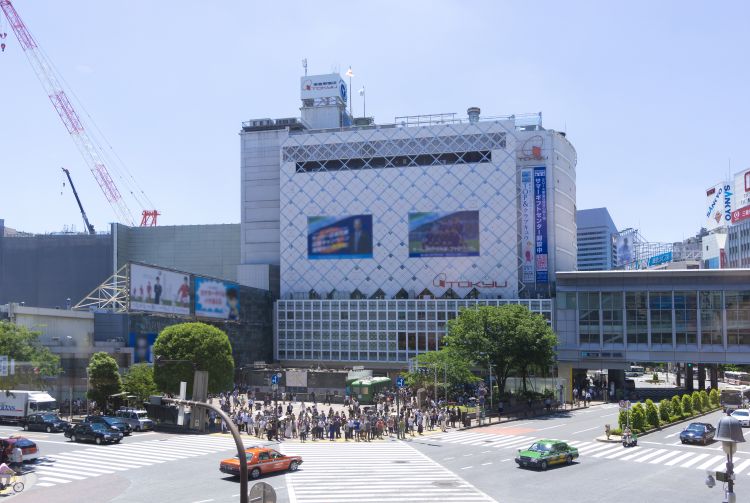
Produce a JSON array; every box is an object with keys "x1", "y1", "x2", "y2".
[
  {"x1": 443, "y1": 456, "x2": 455, "y2": 460},
  {"x1": 571, "y1": 426, "x2": 599, "y2": 435},
  {"x1": 696, "y1": 455, "x2": 726, "y2": 470},
  {"x1": 733, "y1": 459, "x2": 750, "y2": 473},
  {"x1": 192, "y1": 500, "x2": 215, "y2": 503},
  {"x1": 461, "y1": 466, "x2": 473, "y2": 470},
  {"x1": 665, "y1": 432, "x2": 680, "y2": 438},
  {"x1": 463, "y1": 453, "x2": 473, "y2": 456},
  {"x1": 536, "y1": 424, "x2": 564, "y2": 431},
  {"x1": 621, "y1": 448, "x2": 653, "y2": 461},
  {"x1": 649, "y1": 450, "x2": 685, "y2": 464},
  {"x1": 481, "y1": 450, "x2": 491, "y2": 453},
  {"x1": 680, "y1": 452, "x2": 710, "y2": 468},
  {"x1": 664, "y1": 452, "x2": 694, "y2": 466},
  {"x1": 481, "y1": 462, "x2": 493, "y2": 465}
]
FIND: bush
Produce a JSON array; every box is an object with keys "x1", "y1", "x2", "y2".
[
  {"x1": 652, "y1": 372, "x2": 659, "y2": 382},
  {"x1": 618, "y1": 409, "x2": 629, "y2": 430},
  {"x1": 658, "y1": 399, "x2": 671, "y2": 422},
  {"x1": 645, "y1": 399, "x2": 660, "y2": 428},
  {"x1": 682, "y1": 394, "x2": 693, "y2": 415},
  {"x1": 631, "y1": 403, "x2": 646, "y2": 431},
  {"x1": 671, "y1": 395, "x2": 683, "y2": 417},
  {"x1": 709, "y1": 388, "x2": 720, "y2": 407},
  {"x1": 700, "y1": 390, "x2": 710, "y2": 411}
]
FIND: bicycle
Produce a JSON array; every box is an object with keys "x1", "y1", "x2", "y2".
[{"x1": 0, "y1": 473, "x2": 25, "y2": 494}]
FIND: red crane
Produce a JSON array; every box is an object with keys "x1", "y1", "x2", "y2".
[{"x1": 0, "y1": 0, "x2": 158, "y2": 227}]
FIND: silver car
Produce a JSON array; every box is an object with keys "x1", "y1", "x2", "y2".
[
  {"x1": 114, "y1": 409, "x2": 155, "y2": 431},
  {"x1": 731, "y1": 408, "x2": 750, "y2": 427}
]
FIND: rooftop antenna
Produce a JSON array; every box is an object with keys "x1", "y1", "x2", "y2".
[{"x1": 302, "y1": 58, "x2": 308, "y2": 76}]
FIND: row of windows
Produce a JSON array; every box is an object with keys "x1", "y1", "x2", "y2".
[
  {"x1": 277, "y1": 300, "x2": 552, "y2": 310},
  {"x1": 278, "y1": 351, "x2": 415, "y2": 362},
  {"x1": 295, "y1": 151, "x2": 492, "y2": 173}
]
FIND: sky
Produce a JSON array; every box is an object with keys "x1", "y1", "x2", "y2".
[{"x1": 1, "y1": 0, "x2": 748, "y2": 242}]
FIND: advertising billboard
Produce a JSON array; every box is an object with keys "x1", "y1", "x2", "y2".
[
  {"x1": 129, "y1": 333, "x2": 157, "y2": 364},
  {"x1": 732, "y1": 205, "x2": 750, "y2": 224},
  {"x1": 408, "y1": 210, "x2": 480, "y2": 258},
  {"x1": 300, "y1": 73, "x2": 347, "y2": 101},
  {"x1": 308, "y1": 215, "x2": 373, "y2": 259},
  {"x1": 195, "y1": 277, "x2": 240, "y2": 320},
  {"x1": 705, "y1": 182, "x2": 733, "y2": 231},
  {"x1": 616, "y1": 234, "x2": 634, "y2": 267},
  {"x1": 533, "y1": 167, "x2": 548, "y2": 282},
  {"x1": 733, "y1": 169, "x2": 750, "y2": 211},
  {"x1": 129, "y1": 263, "x2": 191, "y2": 315},
  {"x1": 520, "y1": 169, "x2": 535, "y2": 283}
]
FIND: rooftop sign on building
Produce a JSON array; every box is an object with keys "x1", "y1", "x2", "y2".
[{"x1": 300, "y1": 73, "x2": 347, "y2": 102}]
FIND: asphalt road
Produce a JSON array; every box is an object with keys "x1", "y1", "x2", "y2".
[{"x1": 3, "y1": 404, "x2": 745, "y2": 503}]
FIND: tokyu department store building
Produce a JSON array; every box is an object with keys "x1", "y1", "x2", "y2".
[{"x1": 238, "y1": 72, "x2": 576, "y2": 369}]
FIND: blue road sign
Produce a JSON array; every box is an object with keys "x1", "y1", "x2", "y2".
[
  {"x1": 271, "y1": 374, "x2": 279, "y2": 385},
  {"x1": 396, "y1": 377, "x2": 405, "y2": 388}
]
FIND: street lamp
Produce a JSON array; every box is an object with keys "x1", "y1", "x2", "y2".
[{"x1": 711, "y1": 415, "x2": 745, "y2": 502}]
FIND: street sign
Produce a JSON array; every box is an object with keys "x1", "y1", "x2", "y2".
[
  {"x1": 0, "y1": 356, "x2": 7, "y2": 377},
  {"x1": 271, "y1": 374, "x2": 279, "y2": 385},
  {"x1": 396, "y1": 377, "x2": 406, "y2": 388}
]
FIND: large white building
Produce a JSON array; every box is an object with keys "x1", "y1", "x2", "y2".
[{"x1": 238, "y1": 72, "x2": 577, "y2": 368}]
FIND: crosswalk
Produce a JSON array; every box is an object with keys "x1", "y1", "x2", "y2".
[
  {"x1": 281, "y1": 441, "x2": 497, "y2": 503},
  {"x1": 32, "y1": 435, "x2": 250, "y2": 488},
  {"x1": 425, "y1": 430, "x2": 746, "y2": 475}
]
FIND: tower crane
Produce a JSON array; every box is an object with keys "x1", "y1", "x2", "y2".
[
  {"x1": 61, "y1": 167, "x2": 95, "y2": 235},
  {"x1": 0, "y1": 0, "x2": 159, "y2": 227}
]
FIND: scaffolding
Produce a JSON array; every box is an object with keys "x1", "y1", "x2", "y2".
[{"x1": 72, "y1": 264, "x2": 129, "y2": 312}]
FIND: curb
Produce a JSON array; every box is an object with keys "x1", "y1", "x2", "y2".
[{"x1": 594, "y1": 406, "x2": 722, "y2": 443}]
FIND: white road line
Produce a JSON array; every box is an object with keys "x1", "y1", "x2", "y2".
[
  {"x1": 481, "y1": 462, "x2": 493, "y2": 465},
  {"x1": 621, "y1": 448, "x2": 654, "y2": 461},
  {"x1": 591, "y1": 446, "x2": 624, "y2": 458},
  {"x1": 443, "y1": 456, "x2": 455, "y2": 460},
  {"x1": 571, "y1": 426, "x2": 599, "y2": 435},
  {"x1": 733, "y1": 458, "x2": 750, "y2": 473},
  {"x1": 665, "y1": 432, "x2": 680, "y2": 438},
  {"x1": 680, "y1": 453, "x2": 710, "y2": 468},
  {"x1": 536, "y1": 424, "x2": 565, "y2": 431},
  {"x1": 664, "y1": 452, "x2": 694, "y2": 466},
  {"x1": 697, "y1": 455, "x2": 726, "y2": 470},
  {"x1": 461, "y1": 466, "x2": 473, "y2": 470},
  {"x1": 37, "y1": 476, "x2": 72, "y2": 484},
  {"x1": 648, "y1": 450, "x2": 684, "y2": 464},
  {"x1": 581, "y1": 443, "x2": 621, "y2": 455},
  {"x1": 633, "y1": 449, "x2": 669, "y2": 463},
  {"x1": 603, "y1": 448, "x2": 637, "y2": 460}
]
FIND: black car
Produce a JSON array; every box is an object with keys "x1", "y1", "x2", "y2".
[
  {"x1": 680, "y1": 422, "x2": 716, "y2": 445},
  {"x1": 65, "y1": 423, "x2": 123, "y2": 445},
  {"x1": 83, "y1": 415, "x2": 132, "y2": 436},
  {"x1": 22, "y1": 413, "x2": 69, "y2": 433}
]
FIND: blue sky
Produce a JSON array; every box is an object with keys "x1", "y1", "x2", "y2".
[{"x1": 1, "y1": 0, "x2": 748, "y2": 243}]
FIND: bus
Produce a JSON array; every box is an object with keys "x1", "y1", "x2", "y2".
[
  {"x1": 629, "y1": 366, "x2": 645, "y2": 377},
  {"x1": 723, "y1": 371, "x2": 750, "y2": 386}
]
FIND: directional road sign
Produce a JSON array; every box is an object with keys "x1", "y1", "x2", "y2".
[
  {"x1": 396, "y1": 377, "x2": 406, "y2": 388},
  {"x1": 271, "y1": 374, "x2": 279, "y2": 385}
]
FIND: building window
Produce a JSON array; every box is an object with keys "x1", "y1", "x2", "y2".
[
  {"x1": 726, "y1": 291, "x2": 750, "y2": 346},
  {"x1": 578, "y1": 292, "x2": 600, "y2": 345},
  {"x1": 649, "y1": 291, "x2": 673, "y2": 346},
  {"x1": 601, "y1": 292, "x2": 623, "y2": 344},
  {"x1": 674, "y1": 291, "x2": 697, "y2": 345},
  {"x1": 700, "y1": 291, "x2": 723, "y2": 346}
]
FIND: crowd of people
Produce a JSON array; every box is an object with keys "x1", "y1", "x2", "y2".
[{"x1": 211, "y1": 388, "x2": 472, "y2": 443}]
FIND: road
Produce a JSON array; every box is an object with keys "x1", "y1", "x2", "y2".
[{"x1": 4, "y1": 405, "x2": 745, "y2": 502}]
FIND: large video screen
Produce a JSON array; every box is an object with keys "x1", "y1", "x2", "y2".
[
  {"x1": 408, "y1": 210, "x2": 480, "y2": 257},
  {"x1": 129, "y1": 263, "x2": 191, "y2": 315},
  {"x1": 307, "y1": 215, "x2": 373, "y2": 259},
  {"x1": 195, "y1": 277, "x2": 240, "y2": 320}
]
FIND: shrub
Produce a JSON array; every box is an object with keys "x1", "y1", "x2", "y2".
[
  {"x1": 631, "y1": 403, "x2": 646, "y2": 431},
  {"x1": 700, "y1": 390, "x2": 710, "y2": 410},
  {"x1": 682, "y1": 394, "x2": 693, "y2": 415},
  {"x1": 618, "y1": 409, "x2": 629, "y2": 430},
  {"x1": 671, "y1": 395, "x2": 683, "y2": 417},
  {"x1": 652, "y1": 372, "x2": 659, "y2": 382},
  {"x1": 709, "y1": 388, "x2": 720, "y2": 407},
  {"x1": 645, "y1": 399, "x2": 660, "y2": 428},
  {"x1": 691, "y1": 391, "x2": 704, "y2": 412},
  {"x1": 658, "y1": 399, "x2": 671, "y2": 422}
]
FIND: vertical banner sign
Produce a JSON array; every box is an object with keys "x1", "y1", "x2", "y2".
[
  {"x1": 533, "y1": 167, "x2": 548, "y2": 283},
  {"x1": 0, "y1": 356, "x2": 7, "y2": 377},
  {"x1": 520, "y1": 169, "x2": 536, "y2": 283}
]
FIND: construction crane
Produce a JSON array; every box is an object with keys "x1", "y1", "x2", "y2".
[
  {"x1": 0, "y1": 0, "x2": 159, "y2": 227},
  {"x1": 61, "y1": 167, "x2": 95, "y2": 235}
]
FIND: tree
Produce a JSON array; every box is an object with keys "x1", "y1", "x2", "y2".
[
  {"x1": 658, "y1": 399, "x2": 671, "y2": 423},
  {"x1": 671, "y1": 395, "x2": 683, "y2": 418},
  {"x1": 709, "y1": 388, "x2": 720, "y2": 408},
  {"x1": 681, "y1": 394, "x2": 693, "y2": 416},
  {"x1": 403, "y1": 348, "x2": 480, "y2": 397},
  {"x1": 444, "y1": 305, "x2": 557, "y2": 395},
  {"x1": 152, "y1": 322, "x2": 234, "y2": 395},
  {"x1": 123, "y1": 363, "x2": 157, "y2": 403},
  {"x1": 631, "y1": 403, "x2": 646, "y2": 431},
  {"x1": 0, "y1": 321, "x2": 61, "y2": 388},
  {"x1": 644, "y1": 399, "x2": 660, "y2": 428},
  {"x1": 87, "y1": 352, "x2": 122, "y2": 410}
]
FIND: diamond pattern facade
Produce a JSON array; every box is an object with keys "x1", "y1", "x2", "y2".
[{"x1": 279, "y1": 120, "x2": 520, "y2": 299}]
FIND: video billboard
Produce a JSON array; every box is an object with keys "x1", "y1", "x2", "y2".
[
  {"x1": 520, "y1": 169, "x2": 535, "y2": 282},
  {"x1": 307, "y1": 215, "x2": 373, "y2": 259},
  {"x1": 129, "y1": 333, "x2": 157, "y2": 364},
  {"x1": 195, "y1": 277, "x2": 240, "y2": 320},
  {"x1": 408, "y1": 210, "x2": 480, "y2": 258},
  {"x1": 616, "y1": 234, "x2": 634, "y2": 267},
  {"x1": 129, "y1": 263, "x2": 191, "y2": 315},
  {"x1": 533, "y1": 167, "x2": 548, "y2": 282}
]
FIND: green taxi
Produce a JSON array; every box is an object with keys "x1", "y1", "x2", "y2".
[{"x1": 514, "y1": 439, "x2": 579, "y2": 471}]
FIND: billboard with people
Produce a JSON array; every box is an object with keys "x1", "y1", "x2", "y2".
[
  {"x1": 194, "y1": 277, "x2": 240, "y2": 320},
  {"x1": 408, "y1": 210, "x2": 480, "y2": 258},
  {"x1": 129, "y1": 263, "x2": 191, "y2": 315},
  {"x1": 307, "y1": 215, "x2": 373, "y2": 259},
  {"x1": 129, "y1": 333, "x2": 157, "y2": 363}
]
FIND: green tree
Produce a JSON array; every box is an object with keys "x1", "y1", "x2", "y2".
[
  {"x1": 403, "y1": 348, "x2": 480, "y2": 396},
  {"x1": 444, "y1": 305, "x2": 557, "y2": 394},
  {"x1": 681, "y1": 394, "x2": 693, "y2": 415},
  {"x1": 691, "y1": 391, "x2": 703, "y2": 412},
  {"x1": 87, "y1": 352, "x2": 122, "y2": 410},
  {"x1": 0, "y1": 321, "x2": 61, "y2": 388},
  {"x1": 671, "y1": 395, "x2": 683, "y2": 417},
  {"x1": 699, "y1": 390, "x2": 710, "y2": 411},
  {"x1": 618, "y1": 409, "x2": 630, "y2": 430},
  {"x1": 631, "y1": 403, "x2": 646, "y2": 431},
  {"x1": 152, "y1": 322, "x2": 234, "y2": 395},
  {"x1": 123, "y1": 363, "x2": 157, "y2": 403},
  {"x1": 709, "y1": 388, "x2": 720, "y2": 408},
  {"x1": 658, "y1": 399, "x2": 671, "y2": 423},
  {"x1": 644, "y1": 399, "x2": 660, "y2": 428}
]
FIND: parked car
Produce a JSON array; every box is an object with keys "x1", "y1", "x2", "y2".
[
  {"x1": 65, "y1": 423, "x2": 122, "y2": 445},
  {"x1": 731, "y1": 409, "x2": 750, "y2": 427},
  {"x1": 83, "y1": 415, "x2": 132, "y2": 436},
  {"x1": 220, "y1": 447, "x2": 302, "y2": 480},
  {"x1": 515, "y1": 440, "x2": 578, "y2": 471},
  {"x1": 0, "y1": 436, "x2": 39, "y2": 462},
  {"x1": 680, "y1": 422, "x2": 716, "y2": 445},
  {"x1": 21, "y1": 413, "x2": 69, "y2": 433},
  {"x1": 114, "y1": 409, "x2": 154, "y2": 432}
]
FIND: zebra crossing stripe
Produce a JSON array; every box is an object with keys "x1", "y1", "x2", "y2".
[
  {"x1": 679, "y1": 453, "x2": 710, "y2": 468},
  {"x1": 621, "y1": 448, "x2": 654, "y2": 461},
  {"x1": 590, "y1": 446, "x2": 623, "y2": 458},
  {"x1": 732, "y1": 459, "x2": 750, "y2": 473},
  {"x1": 648, "y1": 450, "x2": 688, "y2": 465},
  {"x1": 581, "y1": 443, "x2": 621, "y2": 456},
  {"x1": 664, "y1": 452, "x2": 694, "y2": 466},
  {"x1": 696, "y1": 455, "x2": 726, "y2": 470},
  {"x1": 602, "y1": 448, "x2": 637, "y2": 460},
  {"x1": 633, "y1": 449, "x2": 668, "y2": 463}
]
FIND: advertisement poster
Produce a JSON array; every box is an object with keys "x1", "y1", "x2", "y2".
[
  {"x1": 734, "y1": 169, "x2": 750, "y2": 211},
  {"x1": 705, "y1": 182, "x2": 732, "y2": 231},
  {"x1": 533, "y1": 167, "x2": 548, "y2": 283},
  {"x1": 408, "y1": 211, "x2": 480, "y2": 258},
  {"x1": 129, "y1": 333, "x2": 157, "y2": 364},
  {"x1": 520, "y1": 169, "x2": 536, "y2": 283},
  {"x1": 616, "y1": 235, "x2": 634, "y2": 267},
  {"x1": 307, "y1": 215, "x2": 373, "y2": 259},
  {"x1": 195, "y1": 277, "x2": 240, "y2": 320},
  {"x1": 129, "y1": 263, "x2": 191, "y2": 315}
]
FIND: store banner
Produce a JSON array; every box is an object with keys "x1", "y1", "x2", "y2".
[
  {"x1": 520, "y1": 169, "x2": 536, "y2": 283},
  {"x1": 533, "y1": 167, "x2": 548, "y2": 283}
]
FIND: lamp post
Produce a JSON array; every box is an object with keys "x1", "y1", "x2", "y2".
[{"x1": 711, "y1": 414, "x2": 745, "y2": 502}]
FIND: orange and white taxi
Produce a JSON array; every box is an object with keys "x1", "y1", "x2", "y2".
[{"x1": 219, "y1": 447, "x2": 302, "y2": 480}]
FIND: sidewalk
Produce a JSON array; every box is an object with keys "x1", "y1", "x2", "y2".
[{"x1": 456, "y1": 400, "x2": 608, "y2": 431}]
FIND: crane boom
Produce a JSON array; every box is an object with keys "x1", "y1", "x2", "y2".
[
  {"x1": 0, "y1": 0, "x2": 136, "y2": 225},
  {"x1": 61, "y1": 167, "x2": 96, "y2": 235}
]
